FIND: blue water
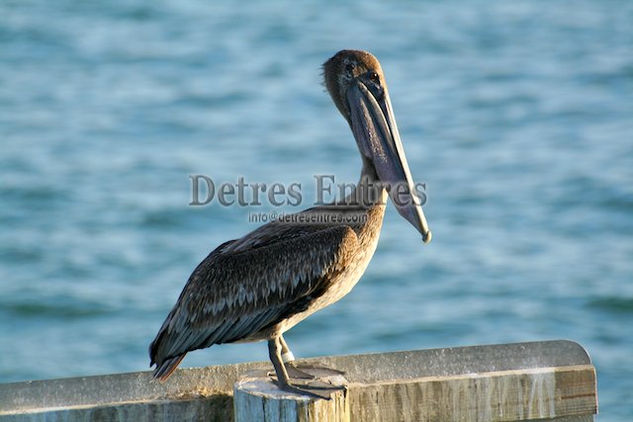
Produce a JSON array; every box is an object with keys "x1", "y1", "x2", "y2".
[{"x1": 1, "y1": 0, "x2": 632, "y2": 418}]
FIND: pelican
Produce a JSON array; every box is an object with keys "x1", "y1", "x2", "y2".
[{"x1": 149, "y1": 50, "x2": 431, "y2": 396}]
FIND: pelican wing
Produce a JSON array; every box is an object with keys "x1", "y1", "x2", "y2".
[{"x1": 149, "y1": 224, "x2": 359, "y2": 375}]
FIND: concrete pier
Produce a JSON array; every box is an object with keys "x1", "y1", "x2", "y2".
[{"x1": 0, "y1": 340, "x2": 597, "y2": 421}]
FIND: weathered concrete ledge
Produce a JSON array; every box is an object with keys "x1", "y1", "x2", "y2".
[{"x1": 0, "y1": 340, "x2": 597, "y2": 421}]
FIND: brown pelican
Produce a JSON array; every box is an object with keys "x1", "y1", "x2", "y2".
[{"x1": 149, "y1": 50, "x2": 431, "y2": 396}]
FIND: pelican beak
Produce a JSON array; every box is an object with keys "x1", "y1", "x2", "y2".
[{"x1": 347, "y1": 75, "x2": 432, "y2": 244}]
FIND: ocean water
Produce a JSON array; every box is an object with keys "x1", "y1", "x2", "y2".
[{"x1": 1, "y1": 0, "x2": 632, "y2": 418}]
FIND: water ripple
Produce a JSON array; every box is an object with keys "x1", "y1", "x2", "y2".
[{"x1": 1, "y1": 0, "x2": 632, "y2": 419}]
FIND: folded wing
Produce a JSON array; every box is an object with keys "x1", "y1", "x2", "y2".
[{"x1": 149, "y1": 224, "x2": 359, "y2": 380}]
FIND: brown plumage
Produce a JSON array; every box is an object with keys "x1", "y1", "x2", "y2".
[
  {"x1": 149, "y1": 50, "x2": 431, "y2": 395},
  {"x1": 149, "y1": 205, "x2": 382, "y2": 379}
]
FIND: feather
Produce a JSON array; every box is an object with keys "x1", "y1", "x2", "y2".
[{"x1": 149, "y1": 222, "x2": 359, "y2": 379}]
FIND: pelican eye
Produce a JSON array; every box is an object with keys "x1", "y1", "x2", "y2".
[{"x1": 369, "y1": 71, "x2": 380, "y2": 84}]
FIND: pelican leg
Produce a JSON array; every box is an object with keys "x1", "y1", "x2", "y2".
[
  {"x1": 279, "y1": 334, "x2": 294, "y2": 362},
  {"x1": 279, "y1": 334, "x2": 316, "y2": 380},
  {"x1": 279, "y1": 335, "x2": 345, "y2": 376},
  {"x1": 267, "y1": 337, "x2": 331, "y2": 399}
]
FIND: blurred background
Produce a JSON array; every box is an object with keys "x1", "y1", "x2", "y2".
[{"x1": 1, "y1": 0, "x2": 632, "y2": 419}]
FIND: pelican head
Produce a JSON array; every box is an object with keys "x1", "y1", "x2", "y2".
[{"x1": 323, "y1": 50, "x2": 432, "y2": 244}]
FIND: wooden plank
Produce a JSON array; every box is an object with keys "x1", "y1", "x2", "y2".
[
  {"x1": 233, "y1": 372, "x2": 349, "y2": 422},
  {"x1": 0, "y1": 340, "x2": 598, "y2": 422},
  {"x1": 347, "y1": 365, "x2": 596, "y2": 421}
]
